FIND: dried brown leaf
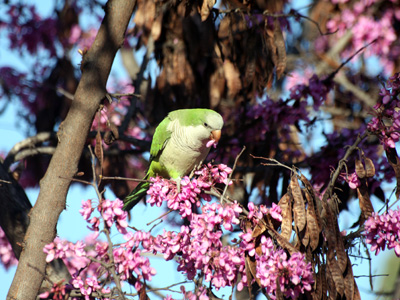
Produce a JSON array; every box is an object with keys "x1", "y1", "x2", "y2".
[
  {"x1": 95, "y1": 130, "x2": 103, "y2": 169},
  {"x1": 209, "y1": 66, "x2": 225, "y2": 107},
  {"x1": 300, "y1": 175, "x2": 322, "y2": 219},
  {"x1": 245, "y1": 255, "x2": 261, "y2": 287},
  {"x1": 385, "y1": 147, "x2": 400, "y2": 199},
  {"x1": 223, "y1": 60, "x2": 242, "y2": 99},
  {"x1": 278, "y1": 193, "x2": 292, "y2": 241},
  {"x1": 269, "y1": 226, "x2": 298, "y2": 255},
  {"x1": 252, "y1": 220, "x2": 267, "y2": 239},
  {"x1": 290, "y1": 176, "x2": 306, "y2": 232},
  {"x1": 104, "y1": 123, "x2": 119, "y2": 145},
  {"x1": 321, "y1": 263, "x2": 328, "y2": 300},
  {"x1": 357, "y1": 178, "x2": 374, "y2": 222},
  {"x1": 305, "y1": 192, "x2": 320, "y2": 251},
  {"x1": 151, "y1": 13, "x2": 163, "y2": 41},
  {"x1": 326, "y1": 265, "x2": 337, "y2": 300},
  {"x1": 301, "y1": 221, "x2": 310, "y2": 247},
  {"x1": 364, "y1": 156, "x2": 375, "y2": 178},
  {"x1": 200, "y1": 0, "x2": 216, "y2": 21},
  {"x1": 343, "y1": 254, "x2": 355, "y2": 300},
  {"x1": 314, "y1": 267, "x2": 323, "y2": 300},
  {"x1": 335, "y1": 224, "x2": 348, "y2": 274},
  {"x1": 327, "y1": 248, "x2": 345, "y2": 297},
  {"x1": 272, "y1": 19, "x2": 286, "y2": 79},
  {"x1": 134, "y1": 0, "x2": 156, "y2": 33},
  {"x1": 355, "y1": 157, "x2": 366, "y2": 178},
  {"x1": 320, "y1": 200, "x2": 337, "y2": 249}
]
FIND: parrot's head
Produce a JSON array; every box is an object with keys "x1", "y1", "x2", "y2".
[
  {"x1": 170, "y1": 109, "x2": 224, "y2": 147},
  {"x1": 197, "y1": 109, "x2": 224, "y2": 146}
]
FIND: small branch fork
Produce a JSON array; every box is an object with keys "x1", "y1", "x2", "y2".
[
  {"x1": 4, "y1": 132, "x2": 57, "y2": 170},
  {"x1": 323, "y1": 132, "x2": 369, "y2": 203},
  {"x1": 212, "y1": 7, "x2": 334, "y2": 36}
]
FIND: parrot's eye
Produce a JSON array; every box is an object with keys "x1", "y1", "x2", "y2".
[{"x1": 204, "y1": 122, "x2": 209, "y2": 127}]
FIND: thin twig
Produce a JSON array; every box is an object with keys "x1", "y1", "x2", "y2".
[
  {"x1": 251, "y1": 155, "x2": 299, "y2": 176},
  {"x1": 354, "y1": 274, "x2": 388, "y2": 278},
  {"x1": 109, "y1": 92, "x2": 141, "y2": 98},
  {"x1": 325, "y1": 38, "x2": 378, "y2": 82},
  {"x1": 322, "y1": 132, "x2": 369, "y2": 203},
  {"x1": 221, "y1": 146, "x2": 246, "y2": 203},
  {"x1": 56, "y1": 87, "x2": 75, "y2": 101},
  {"x1": 59, "y1": 176, "x2": 92, "y2": 186},
  {"x1": 146, "y1": 280, "x2": 188, "y2": 293},
  {"x1": 101, "y1": 175, "x2": 150, "y2": 183},
  {"x1": 88, "y1": 146, "x2": 126, "y2": 300},
  {"x1": 146, "y1": 209, "x2": 173, "y2": 226},
  {"x1": 4, "y1": 132, "x2": 56, "y2": 170},
  {"x1": 212, "y1": 7, "x2": 334, "y2": 36}
]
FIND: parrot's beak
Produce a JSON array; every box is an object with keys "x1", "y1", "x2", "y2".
[{"x1": 210, "y1": 129, "x2": 221, "y2": 142}]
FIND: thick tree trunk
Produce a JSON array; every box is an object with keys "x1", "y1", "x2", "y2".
[{"x1": 7, "y1": 1, "x2": 135, "y2": 299}]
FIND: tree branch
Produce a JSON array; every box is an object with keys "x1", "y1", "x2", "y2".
[
  {"x1": 7, "y1": 1, "x2": 135, "y2": 299},
  {"x1": 4, "y1": 132, "x2": 56, "y2": 170}
]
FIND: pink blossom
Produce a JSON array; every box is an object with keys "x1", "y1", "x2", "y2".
[
  {"x1": 71, "y1": 276, "x2": 105, "y2": 300},
  {"x1": 39, "y1": 280, "x2": 68, "y2": 300},
  {"x1": 79, "y1": 199, "x2": 94, "y2": 220},
  {"x1": 255, "y1": 237, "x2": 314, "y2": 299},
  {"x1": 364, "y1": 208, "x2": 400, "y2": 257},
  {"x1": 0, "y1": 228, "x2": 18, "y2": 269}
]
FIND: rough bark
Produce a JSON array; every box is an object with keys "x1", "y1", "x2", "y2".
[{"x1": 7, "y1": 1, "x2": 135, "y2": 299}]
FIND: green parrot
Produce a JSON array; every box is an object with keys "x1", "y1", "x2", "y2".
[{"x1": 123, "y1": 108, "x2": 224, "y2": 211}]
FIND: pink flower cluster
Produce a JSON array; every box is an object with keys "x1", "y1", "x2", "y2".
[
  {"x1": 79, "y1": 198, "x2": 128, "y2": 236},
  {"x1": 113, "y1": 245, "x2": 156, "y2": 291},
  {"x1": 243, "y1": 74, "x2": 333, "y2": 150},
  {"x1": 0, "y1": 227, "x2": 18, "y2": 270},
  {"x1": 164, "y1": 285, "x2": 209, "y2": 300},
  {"x1": 124, "y1": 202, "x2": 246, "y2": 290},
  {"x1": 322, "y1": 1, "x2": 400, "y2": 73},
  {"x1": 255, "y1": 236, "x2": 314, "y2": 299},
  {"x1": 364, "y1": 208, "x2": 400, "y2": 257},
  {"x1": 147, "y1": 164, "x2": 232, "y2": 219},
  {"x1": 43, "y1": 234, "x2": 107, "y2": 278},
  {"x1": 40, "y1": 169, "x2": 314, "y2": 299},
  {"x1": 247, "y1": 202, "x2": 283, "y2": 223},
  {"x1": 71, "y1": 276, "x2": 110, "y2": 300},
  {"x1": 39, "y1": 280, "x2": 68, "y2": 300},
  {"x1": 368, "y1": 73, "x2": 400, "y2": 149},
  {"x1": 43, "y1": 199, "x2": 143, "y2": 298}
]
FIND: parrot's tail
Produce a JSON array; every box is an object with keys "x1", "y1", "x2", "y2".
[{"x1": 123, "y1": 177, "x2": 150, "y2": 211}]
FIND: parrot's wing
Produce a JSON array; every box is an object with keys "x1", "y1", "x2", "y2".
[
  {"x1": 123, "y1": 116, "x2": 172, "y2": 211},
  {"x1": 149, "y1": 116, "x2": 172, "y2": 160}
]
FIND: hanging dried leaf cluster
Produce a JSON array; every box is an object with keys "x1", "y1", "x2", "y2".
[
  {"x1": 244, "y1": 172, "x2": 363, "y2": 300},
  {"x1": 133, "y1": 0, "x2": 286, "y2": 109}
]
